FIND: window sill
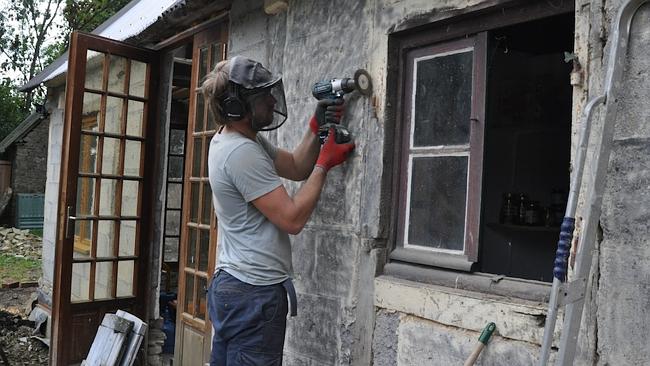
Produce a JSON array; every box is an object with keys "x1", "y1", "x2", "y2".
[
  {"x1": 390, "y1": 247, "x2": 473, "y2": 271},
  {"x1": 375, "y1": 270, "x2": 557, "y2": 345}
]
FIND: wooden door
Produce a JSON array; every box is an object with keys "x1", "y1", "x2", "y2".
[
  {"x1": 174, "y1": 23, "x2": 228, "y2": 365},
  {"x1": 52, "y1": 31, "x2": 159, "y2": 365}
]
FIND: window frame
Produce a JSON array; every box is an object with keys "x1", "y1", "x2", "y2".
[{"x1": 390, "y1": 33, "x2": 487, "y2": 271}]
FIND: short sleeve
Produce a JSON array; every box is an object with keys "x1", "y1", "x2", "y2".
[
  {"x1": 256, "y1": 134, "x2": 279, "y2": 161},
  {"x1": 225, "y1": 142, "x2": 282, "y2": 202}
]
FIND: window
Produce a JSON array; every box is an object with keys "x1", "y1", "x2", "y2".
[
  {"x1": 391, "y1": 34, "x2": 486, "y2": 271},
  {"x1": 387, "y1": 8, "x2": 575, "y2": 284}
]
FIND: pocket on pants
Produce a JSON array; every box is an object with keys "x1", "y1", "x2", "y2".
[{"x1": 238, "y1": 348, "x2": 282, "y2": 366}]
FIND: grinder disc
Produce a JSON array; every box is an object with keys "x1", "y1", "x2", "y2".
[{"x1": 354, "y1": 69, "x2": 373, "y2": 96}]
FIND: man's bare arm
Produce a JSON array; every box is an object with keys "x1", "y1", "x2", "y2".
[{"x1": 274, "y1": 130, "x2": 320, "y2": 181}]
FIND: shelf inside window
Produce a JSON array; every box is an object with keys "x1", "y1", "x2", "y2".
[{"x1": 486, "y1": 222, "x2": 560, "y2": 233}]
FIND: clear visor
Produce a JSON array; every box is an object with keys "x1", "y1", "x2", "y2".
[{"x1": 244, "y1": 80, "x2": 288, "y2": 131}]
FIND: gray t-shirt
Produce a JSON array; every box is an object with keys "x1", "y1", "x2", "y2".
[{"x1": 208, "y1": 131, "x2": 292, "y2": 285}]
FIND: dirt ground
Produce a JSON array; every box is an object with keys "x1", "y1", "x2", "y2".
[{"x1": 0, "y1": 288, "x2": 49, "y2": 365}]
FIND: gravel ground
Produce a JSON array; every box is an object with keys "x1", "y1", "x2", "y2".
[{"x1": 0, "y1": 289, "x2": 48, "y2": 365}]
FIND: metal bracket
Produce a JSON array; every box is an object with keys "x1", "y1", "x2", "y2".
[{"x1": 558, "y1": 277, "x2": 587, "y2": 306}]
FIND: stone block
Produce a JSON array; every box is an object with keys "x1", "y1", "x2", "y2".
[
  {"x1": 372, "y1": 310, "x2": 399, "y2": 366},
  {"x1": 229, "y1": 5, "x2": 268, "y2": 55},
  {"x1": 286, "y1": 1, "x2": 329, "y2": 42},
  {"x1": 285, "y1": 293, "x2": 340, "y2": 364}
]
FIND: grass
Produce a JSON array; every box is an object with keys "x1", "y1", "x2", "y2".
[
  {"x1": 0, "y1": 254, "x2": 41, "y2": 283},
  {"x1": 29, "y1": 228, "x2": 43, "y2": 238}
]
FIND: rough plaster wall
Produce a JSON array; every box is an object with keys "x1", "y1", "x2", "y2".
[
  {"x1": 593, "y1": 2, "x2": 650, "y2": 365},
  {"x1": 41, "y1": 88, "x2": 65, "y2": 301},
  {"x1": 228, "y1": 1, "x2": 378, "y2": 364}
]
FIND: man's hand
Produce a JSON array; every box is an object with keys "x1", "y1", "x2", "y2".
[
  {"x1": 315, "y1": 127, "x2": 355, "y2": 172},
  {"x1": 310, "y1": 98, "x2": 345, "y2": 135}
]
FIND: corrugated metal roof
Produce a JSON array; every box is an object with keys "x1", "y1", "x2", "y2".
[{"x1": 19, "y1": 0, "x2": 184, "y2": 92}]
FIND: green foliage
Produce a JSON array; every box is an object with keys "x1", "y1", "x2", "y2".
[
  {"x1": 0, "y1": 79, "x2": 28, "y2": 141},
  {"x1": 0, "y1": 254, "x2": 41, "y2": 283}
]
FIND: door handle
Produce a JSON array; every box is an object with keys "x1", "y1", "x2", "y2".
[{"x1": 65, "y1": 205, "x2": 78, "y2": 239}]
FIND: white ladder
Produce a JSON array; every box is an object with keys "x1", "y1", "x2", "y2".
[{"x1": 538, "y1": 1, "x2": 649, "y2": 365}]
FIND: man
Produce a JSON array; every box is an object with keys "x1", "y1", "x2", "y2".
[{"x1": 201, "y1": 56, "x2": 355, "y2": 365}]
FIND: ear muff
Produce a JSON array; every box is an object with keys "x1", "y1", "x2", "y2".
[{"x1": 220, "y1": 82, "x2": 246, "y2": 121}]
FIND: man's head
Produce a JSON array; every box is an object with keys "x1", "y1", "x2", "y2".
[{"x1": 199, "y1": 56, "x2": 287, "y2": 131}]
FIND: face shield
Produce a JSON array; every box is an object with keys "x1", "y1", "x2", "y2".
[
  {"x1": 242, "y1": 79, "x2": 288, "y2": 131},
  {"x1": 228, "y1": 56, "x2": 288, "y2": 131}
]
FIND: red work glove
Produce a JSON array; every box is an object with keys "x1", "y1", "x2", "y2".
[
  {"x1": 309, "y1": 98, "x2": 345, "y2": 135},
  {"x1": 315, "y1": 128, "x2": 355, "y2": 172}
]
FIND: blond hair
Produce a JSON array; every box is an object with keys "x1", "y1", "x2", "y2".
[{"x1": 198, "y1": 59, "x2": 230, "y2": 127}]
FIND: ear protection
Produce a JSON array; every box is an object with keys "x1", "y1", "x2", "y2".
[{"x1": 220, "y1": 82, "x2": 246, "y2": 121}]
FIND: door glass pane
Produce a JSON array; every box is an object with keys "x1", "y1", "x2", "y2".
[
  {"x1": 82, "y1": 93, "x2": 101, "y2": 132},
  {"x1": 116, "y1": 260, "x2": 135, "y2": 297},
  {"x1": 195, "y1": 94, "x2": 205, "y2": 133},
  {"x1": 126, "y1": 100, "x2": 145, "y2": 137},
  {"x1": 73, "y1": 220, "x2": 93, "y2": 259},
  {"x1": 170, "y1": 129, "x2": 185, "y2": 154},
  {"x1": 79, "y1": 134, "x2": 98, "y2": 174},
  {"x1": 167, "y1": 183, "x2": 182, "y2": 209},
  {"x1": 186, "y1": 227, "x2": 196, "y2": 267},
  {"x1": 169, "y1": 156, "x2": 184, "y2": 179},
  {"x1": 198, "y1": 229, "x2": 209, "y2": 272},
  {"x1": 105, "y1": 96, "x2": 124, "y2": 134},
  {"x1": 192, "y1": 138, "x2": 202, "y2": 177},
  {"x1": 124, "y1": 140, "x2": 142, "y2": 176},
  {"x1": 166, "y1": 211, "x2": 180, "y2": 236},
  {"x1": 197, "y1": 276, "x2": 207, "y2": 320},
  {"x1": 407, "y1": 156, "x2": 468, "y2": 251},
  {"x1": 201, "y1": 183, "x2": 212, "y2": 225},
  {"x1": 107, "y1": 55, "x2": 128, "y2": 94},
  {"x1": 85, "y1": 51, "x2": 105, "y2": 90},
  {"x1": 184, "y1": 274, "x2": 195, "y2": 315},
  {"x1": 194, "y1": 47, "x2": 208, "y2": 133},
  {"x1": 71, "y1": 262, "x2": 91, "y2": 302},
  {"x1": 95, "y1": 261, "x2": 114, "y2": 300},
  {"x1": 129, "y1": 60, "x2": 147, "y2": 98},
  {"x1": 413, "y1": 50, "x2": 472, "y2": 147},
  {"x1": 99, "y1": 179, "x2": 118, "y2": 216},
  {"x1": 210, "y1": 43, "x2": 223, "y2": 69},
  {"x1": 121, "y1": 180, "x2": 139, "y2": 216},
  {"x1": 101, "y1": 137, "x2": 121, "y2": 175},
  {"x1": 119, "y1": 220, "x2": 137, "y2": 256},
  {"x1": 76, "y1": 178, "x2": 96, "y2": 216},
  {"x1": 190, "y1": 182, "x2": 199, "y2": 223},
  {"x1": 96, "y1": 220, "x2": 116, "y2": 257}
]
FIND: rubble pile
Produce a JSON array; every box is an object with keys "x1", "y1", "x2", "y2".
[
  {"x1": 0, "y1": 310, "x2": 48, "y2": 365},
  {"x1": 0, "y1": 227, "x2": 42, "y2": 260}
]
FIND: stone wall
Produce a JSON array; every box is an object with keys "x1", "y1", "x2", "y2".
[{"x1": 13, "y1": 119, "x2": 49, "y2": 194}]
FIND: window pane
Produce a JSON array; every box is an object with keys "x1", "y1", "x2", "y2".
[
  {"x1": 96, "y1": 220, "x2": 116, "y2": 257},
  {"x1": 82, "y1": 93, "x2": 101, "y2": 132},
  {"x1": 192, "y1": 138, "x2": 202, "y2": 177},
  {"x1": 190, "y1": 182, "x2": 199, "y2": 223},
  {"x1": 407, "y1": 156, "x2": 468, "y2": 251},
  {"x1": 107, "y1": 55, "x2": 128, "y2": 94},
  {"x1": 76, "y1": 177, "x2": 95, "y2": 216},
  {"x1": 101, "y1": 137, "x2": 121, "y2": 175},
  {"x1": 122, "y1": 180, "x2": 139, "y2": 217},
  {"x1": 413, "y1": 50, "x2": 472, "y2": 147},
  {"x1": 197, "y1": 276, "x2": 207, "y2": 320},
  {"x1": 201, "y1": 183, "x2": 212, "y2": 225},
  {"x1": 186, "y1": 227, "x2": 197, "y2": 268},
  {"x1": 170, "y1": 129, "x2": 185, "y2": 155},
  {"x1": 119, "y1": 220, "x2": 137, "y2": 256},
  {"x1": 73, "y1": 220, "x2": 93, "y2": 259},
  {"x1": 210, "y1": 43, "x2": 223, "y2": 69},
  {"x1": 195, "y1": 93, "x2": 205, "y2": 133},
  {"x1": 105, "y1": 96, "x2": 124, "y2": 134},
  {"x1": 94, "y1": 261, "x2": 114, "y2": 300},
  {"x1": 116, "y1": 260, "x2": 135, "y2": 297},
  {"x1": 184, "y1": 274, "x2": 195, "y2": 315},
  {"x1": 79, "y1": 134, "x2": 98, "y2": 174},
  {"x1": 167, "y1": 183, "x2": 182, "y2": 209},
  {"x1": 129, "y1": 60, "x2": 147, "y2": 98},
  {"x1": 71, "y1": 262, "x2": 91, "y2": 302},
  {"x1": 126, "y1": 100, "x2": 144, "y2": 137},
  {"x1": 99, "y1": 179, "x2": 118, "y2": 216},
  {"x1": 198, "y1": 229, "x2": 209, "y2": 272},
  {"x1": 85, "y1": 51, "x2": 105, "y2": 90},
  {"x1": 168, "y1": 156, "x2": 184, "y2": 179},
  {"x1": 165, "y1": 210, "x2": 180, "y2": 236},
  {"x1": 124, "y1": 140, "x2": 142, "y2": 176},
  {"x1": 164, "y1": 237, "x2": 179, "y2": 262}
]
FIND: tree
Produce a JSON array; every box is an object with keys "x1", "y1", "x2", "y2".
[
  {"x1": 0, "y1": 0, "x2": 65, "y2": 110},
  {"x1": 0, "y1": 79, "x2": 29, "y2": 141}
]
